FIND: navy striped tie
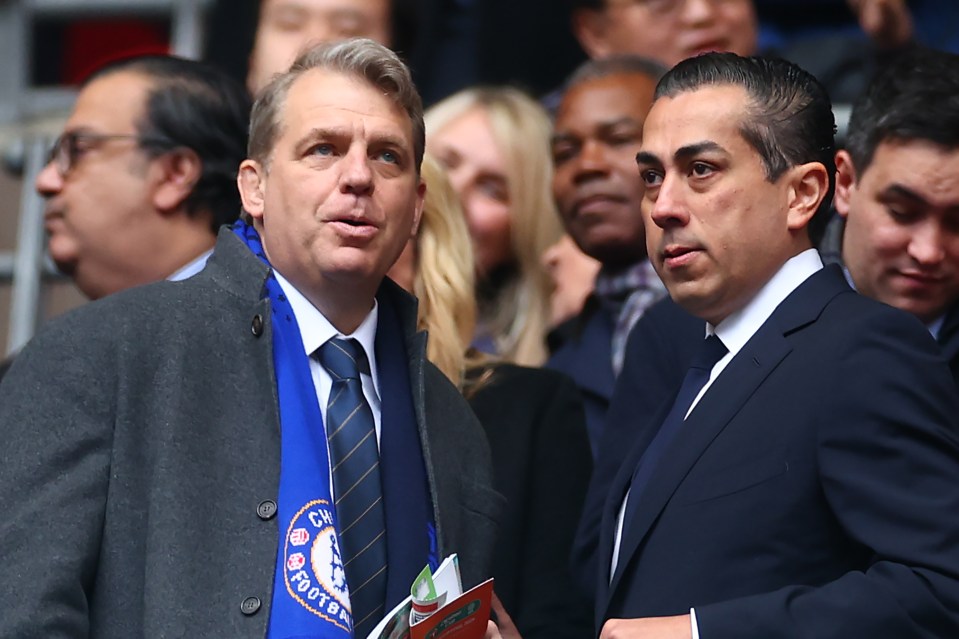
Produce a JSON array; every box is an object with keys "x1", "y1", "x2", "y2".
[{"x1": 318, "y1": 337, "x2": 388, "y2": 636}]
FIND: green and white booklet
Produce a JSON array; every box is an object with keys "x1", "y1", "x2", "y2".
[{"x1": 367, "y1": 554, "x2": 494, "y2": 639}]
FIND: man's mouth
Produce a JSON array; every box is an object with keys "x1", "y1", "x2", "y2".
[
  {"x1": 573, "y1": 190, "x2": 628, "y2": 217},
  {"x1": 661, "y1": 244, "x2": 701, "y2": 269}
]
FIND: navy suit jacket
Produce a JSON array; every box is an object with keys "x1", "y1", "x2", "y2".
[
  {"x1": 597, "y1": 265, "x2": 959, "y2": 638},
  {"x1": 570, "y1": 297, "x2": 701, "y2": 598},
  {"x1": 547, "y1": 299, "x2": 615, "y2": 458}
]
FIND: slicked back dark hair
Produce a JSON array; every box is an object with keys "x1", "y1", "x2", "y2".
[
  {"x1": 656, "y1": 52, "x2": 836, "y2": 244},
  {"x1": 85, "y1": 55, "x2": 251, "y2": 233},
  {"x1": 846, "y1": 46, "x2": 959, "y2": 175}
]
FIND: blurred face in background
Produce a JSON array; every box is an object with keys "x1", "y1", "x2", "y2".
[
  {"x1": 247, "y1": 0, "x2": 392, "y2": 94},
  {"x1": 35, "y1": 71, "x2": 165, "y2": 300},
  {"x1": 573, "y1": 0, "x2": 757, "y2": 68},
  {"x1": 552, "y1": 72, "x2": 657, "y2": 266},
  {"x1": 429, "y1": 107, "x2": 514, "y2": 277}
]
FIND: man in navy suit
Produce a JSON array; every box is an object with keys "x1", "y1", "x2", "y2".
[{"x1": 596, "y1": 52, "x2": 959, "y2": 638}]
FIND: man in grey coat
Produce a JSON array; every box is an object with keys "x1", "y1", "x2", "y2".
[{"x1": 0, "y1": 39, "x2": 502, "y2": 639}]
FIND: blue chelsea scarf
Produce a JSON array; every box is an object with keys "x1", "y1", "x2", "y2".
[{"x1": 234, "y1": 220, "x2": 354, "y2": 638}]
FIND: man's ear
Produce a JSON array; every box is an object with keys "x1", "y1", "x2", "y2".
[
  {"x1": 410, "y1": 177, "x2": 426, "y2": 237},
  {"x1": 238, "y1": 159, "x2": 267, "y2": 223},
  {"x1": 152, "y1": 148, "x2": 202, "y2": 214},
  {"x1": 572, "y1": 9, "x2": 613, "y2": 58},
  {"x1": 833, "y1": 150, "x2": 858, "y2": 219},
  {"x1": 785, "y1": 161, "x2": 829, "y2": 231}
]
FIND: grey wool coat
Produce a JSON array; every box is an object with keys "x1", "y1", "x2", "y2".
[{"x1": 0, "y1": 229, "x2": 503, "y2": 639}]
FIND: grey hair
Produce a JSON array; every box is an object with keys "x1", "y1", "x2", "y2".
[
  {"x1": 562, "y1": 54, "x2": 667, "y2": 95},
  {"x1": 247, "y1": 37, "x2": 425, "y2": 172}
]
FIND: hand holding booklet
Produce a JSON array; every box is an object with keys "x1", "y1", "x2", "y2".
[{"x1": 366, "y1": 554, "x2": 494, "y2": 639}]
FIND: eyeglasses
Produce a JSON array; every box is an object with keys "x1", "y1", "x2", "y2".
[{"x1": 46, "y1": 131, "x2": 170, "y2": 177}]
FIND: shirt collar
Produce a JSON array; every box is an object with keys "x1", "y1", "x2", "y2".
[
  {"x1": 167, "y1": 248, "x2": 214, "y2": 282},
  {"x1": 594, "y1": 259, "x2": 663, "y2": 298},
  {"x1": 272, "y1": 270, "x2": 380, "y2": 396},
  {"x1": 842, "y1": 266, "x2": 944, "y2": 339},
  {"x1": 709, "y1": 248, "x2": 823, "y2": 358},
  {"x1": 928, "y1": 314, "x2": 946, "y2": 340}
]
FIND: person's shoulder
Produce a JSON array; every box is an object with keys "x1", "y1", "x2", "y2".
[
  {"x1": 473, "y1": 361, "x2": 574, "y2": 389},
  {"x1": 814, "y1": 285, "x2": 944, "y2": 363},
  {"x1": 548, "y1": 301, "x2": 613, "y2": 366}
]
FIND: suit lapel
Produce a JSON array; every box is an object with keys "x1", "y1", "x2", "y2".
[
  {"x1": 937, "y1": 304, "x2": 959, "y2": 364},
  {"x1": 602, "y1": 265, "x2": 851, "y2": 616}
]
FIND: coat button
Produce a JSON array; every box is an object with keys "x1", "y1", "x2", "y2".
[
  {"x1": 240, "y1": 596, "x2": 261, "y2": 616},
  {"x1": 257, "y1": 500, "x2": 277, "y2": 520},
  {"x1": 251, "y1": 314, "x2": 264, "y2": 337}
]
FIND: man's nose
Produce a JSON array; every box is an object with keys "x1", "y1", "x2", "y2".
[
  {"x1": 647, "y1": 173, "x2": 689, "y2": 228},
  {"x1": 909, "y1": 221, "x2": 946, "y2": 267},
  {"x1": 34, "y1": 159, "x2": 63, "y2": 198},
  {"x1": 572, "y1": 139, "x2": 611, "y2": 182},
  {"x1": 340, "y1": 147, "x2": 374, "y2": 195},
  {"x1": 678, "y1": 0, "x2": 719, "y2": 24}
]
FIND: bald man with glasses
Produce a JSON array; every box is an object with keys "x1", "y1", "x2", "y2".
[{"x1": 35, "y1": 54, "x2": 250, "y2": 301}]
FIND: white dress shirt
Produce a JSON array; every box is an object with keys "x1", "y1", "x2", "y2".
[
  {"x1": 167, "y1": 249, "x2": 214, "y2": 282},
  {"x1": 607, "y1": 249, "x2": 824, "y2": 638},
  {"x1": 273, "y1": 271, "x2": 383, "y2": 447}
]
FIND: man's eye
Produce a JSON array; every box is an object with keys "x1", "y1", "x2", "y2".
[
  {"x1": 310, "y1": 144, "x2": 334, "y2": 157},
  {"x1": 690, "y1": 162, "x2": 714, "y2": 177},
  {"x1": 551, "y1": 144, "x2": 577, "y2": 165},
  {"x1": 606, "y1": 130, "x2": 641, "y2": 147},
  {"x1": 377, "y1": 149, "x2": 399, "y2": 164},
  {"x1": 332, "y1": 17, "x2": 367, "y2": 37},
  {"x1": 270, "y1": 9, "x2": 305, "y2": 30},
  {"x1": 887, "y1": 206, "x2": 917, "y2": 223},
  {"x1": 640, "y1": 169, "x2": 663, "y2": 187}
]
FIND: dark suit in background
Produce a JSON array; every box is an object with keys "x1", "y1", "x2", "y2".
[
  {"x1": 599, "y1": 265, "x2": 959, "y2": 637},
  {"x1": 468, "y1": 363, "x2": 594, "y2": 639},
  {"x1": 547, "y1": 300, "x2": 615, "y2": 458}
]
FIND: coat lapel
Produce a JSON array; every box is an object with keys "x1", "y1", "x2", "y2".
[
  {"x1": 601, "y1": 265, "x2": 851, "y2": 616},
  {"x1": 937, "y1": 303, "x2": 959, "y2": 365}
]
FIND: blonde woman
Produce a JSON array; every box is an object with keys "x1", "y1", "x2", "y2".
[
  {"x1": 425, "y1": 87, "x2": 562, "y2": 367},
  {"x1": 388, "y1": 156, "x2": 593, "y2": 639}
]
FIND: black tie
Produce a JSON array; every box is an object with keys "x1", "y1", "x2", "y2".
[
  {"x1": 622, "y1": 334, "x2": 728, "y2": 529},
  {"x1": 317, "y1": 337, "x2": 388, "y2": 636}
]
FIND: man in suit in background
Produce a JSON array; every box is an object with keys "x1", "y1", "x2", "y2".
[
  {"x1": 597, "y1": 52, "x2": 959, "y2": 638},
  {"x1": 822, "y1": 46, "x2": 959, "y2": 382},
  {"x1": 0, "y1": 39, "x2": 502, "y2": 638},
  {"x1": 547, "y1": 55, "x2": 668, "y2": 457},
  {"x1": 35, "y1": 55, "x2": 250, "y2": 301}
]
